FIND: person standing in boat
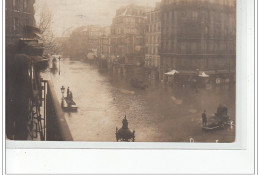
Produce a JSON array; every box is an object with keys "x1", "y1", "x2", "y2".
[
  {"x1": 202, "y1": 110, "x2": 207, "y2": 127},
  {"x1": 67, "y1": 87, "x2": 70, "y2": 98},
  {"x1": 70, "y1": 91, "x2": 73, "y2": 100}
]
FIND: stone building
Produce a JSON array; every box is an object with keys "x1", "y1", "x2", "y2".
[
  {"x1": 145, "y1": 2, "x2": 161, "y2": 80},
  {"x1": 6, "y1": 0, "x2": 48, "y2": 140},
  {"x1": 100, "y1": 36, "x2": 110, "y2": 59},
  {"x1": 65, "y1": 25, "x2": 108, "y2": 60},
  {"x1": 110, "y1": 4, "x2": 153, "y2": 65},
  {"x1": 83, "y1": 25, "x2": 106, "y2": 57},
  {"x1": 160, "y1": 0, "x2": 236, "y2": 87},
  {"x1": 6, "y1": 0, "x2": 36, "y2": 46}
]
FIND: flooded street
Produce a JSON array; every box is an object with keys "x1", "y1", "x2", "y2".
[{"x1": 42, "y1": 58, "x2": 235, "y2": 142}]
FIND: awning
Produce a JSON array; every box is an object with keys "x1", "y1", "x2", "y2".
[
  {"x1": 199, "y1": 71, "x2": 210, "y2": 78},
  {"x1": 164, "y1": 69, "x2": 179, "y2": 76}
]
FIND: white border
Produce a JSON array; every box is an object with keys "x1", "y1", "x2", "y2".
[{"x1": 4, "y1": 0, "x2": 256, "y2": 173}]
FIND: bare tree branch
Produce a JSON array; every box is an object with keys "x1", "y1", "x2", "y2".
[{"x1": 37, "y1": 4, "x2": 56, "y2": 55}]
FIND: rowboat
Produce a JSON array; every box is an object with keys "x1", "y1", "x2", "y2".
[{"x1": 61, "y1": 97, "x2": 78, "y2": 112}]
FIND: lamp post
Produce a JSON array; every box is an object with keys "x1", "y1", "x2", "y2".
[
  {"x1": 61, "y1": 86, "x2": 65, "y2": 98},
  {"x1": 60, "y1": 86, "x2": 65, "y2": 107},
  {"x1": 58, "y1": 56, "x2": 61, "y2": 75}
]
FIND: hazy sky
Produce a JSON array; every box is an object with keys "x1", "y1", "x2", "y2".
[{"x1": 34, "y1": 0, "x2": 160, "y2": 37}]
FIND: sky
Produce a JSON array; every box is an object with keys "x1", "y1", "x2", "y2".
[{"x1": 34, "y1": 0, "x2": 160, "y2": 37}]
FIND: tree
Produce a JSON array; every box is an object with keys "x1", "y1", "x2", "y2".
[{"x1": 35, "y1": 3, "x2": 56, "y2": 55}]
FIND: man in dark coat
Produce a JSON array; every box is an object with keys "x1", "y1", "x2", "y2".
[
  {"x1": 67, "y1": 87, "x2": 70, "y2": 98},
  {"x1": 202, "y1": 110, "x2": 207, "y2": 127}
]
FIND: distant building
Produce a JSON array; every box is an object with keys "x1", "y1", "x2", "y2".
[
  {"x1": 110, "y1": 4, "x2": 153, "y2": 65},
  {"x1": 5, "y1": 0, "x2": 48, "y2": 140},
  {"x1": 145, "y1": 2, "x2": 161, "y2": 80},
  {"x1": 82, "y1": 25, "x2": 104, "y2": 56},
  {"x1": 6, "y1": 0, "x2": 36, "y2": 46},
  {"x1": 66, "y1": 25, "x2": 109, "y2": 59},
  {"x1": 160, "y1": 0, "x2": 236, "y2": 86},
  {"x1": 100, "y1": 35, "x2": 111, "y2": 59}
]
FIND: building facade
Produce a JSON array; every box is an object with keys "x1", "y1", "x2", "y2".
[
  {"x1": 83, "y1": 25, "x2": 105, "y2": 57},
  {"x1": 6, "y1": 0, "x2": 36, "y2": 46},
  {"x1": 160, "y1": 0, "x2": 236, "y2": 86},
  {"x1": 100, "y1": 36, "x2": 110, "y2": 59},
  {"x1": 145, "y1": 2, "x2": 161, "y2": 80},
  {"x1": 65, "y1": 25, "x2": 109, "y2": 60},
  {"x1": 110, "y1": 4, "x2": 153, "y2": 65},
  {"x1": 6, "y1": 0, "x2": 48, "y2": 140}
]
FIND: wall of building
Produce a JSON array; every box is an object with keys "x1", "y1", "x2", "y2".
[
  {"x1": 110, "y1": 4, "x2": 153, "y2": 64},
  {"x1": 145, "y1": 5, "x2": 161, "y2": 70},
  {"x1": 160, "y1": 0, "x2": 236, "y2": 81},
  {"x1": 6, "y1": 0, "x2": 36, "y2": 46}
]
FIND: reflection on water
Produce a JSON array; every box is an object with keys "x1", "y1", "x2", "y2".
[{"x1": 42, "y1": 59, "x2": 235, "y2": 142}]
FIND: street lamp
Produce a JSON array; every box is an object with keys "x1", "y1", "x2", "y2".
[
  {"x1": 58, "y1": 56, "x2": 61, "y2": 75},
  {"x1": 60, "y1": 85, "x2": 65, "y2": 107},
  {"x1": 61, "y1": 86, "x2": 65, "y2": 99}
]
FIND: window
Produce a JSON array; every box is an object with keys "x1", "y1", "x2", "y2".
[
  {"x1": 181, "y1": 43, "x2": 185, "y2": 53},
  {"x1": 164, "y1": 13, "x2": 167, "y2": 24},
  {"x1": 168, "y1": 40, "x2": 171, "y2": 51},
  {"x1": 23, "y1": 0, "x2": 27, "y2": 11},
  {"x1": 13, "y1": 17, "x2": 18, "y2": 32},
  {"x1": 191, "y1": 43, "x2": 196, "y2": 53},
  {"x1": 13, "y1": 0, "x2": 16, "y2": 9},
  {"x1": 169, "y1": 12, "x2": 172, "y2": 21},
  {"x1": 26, "y1": 18, "x2": 30, "y2": 25},
  {"x1": 15, "y1": 0, "x2": 19, "y2": 10},
  {"x1": 205, "y1": 26, "x2": 208, "y2": 35},
  {"x1": 192, "y1": 11, "x2": 198, "y2": 19}
]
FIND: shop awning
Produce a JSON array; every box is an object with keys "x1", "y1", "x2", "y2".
[
  {"x1": 164, "y1": 69, "x2": 179, "y2": 76},
  {"x1": 199, "y1": 71, "x2": 210, "y2": 78}
]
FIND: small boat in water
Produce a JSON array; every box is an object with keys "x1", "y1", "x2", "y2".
[
  {"x1": 202, "y1": 120, "x2": 234, "y2": 131},
  {"x1": 61, "y1": 86, "x2": 78, "y2": 112},
  {"x1": 202, "y1": 104, "x2": 235, "y2": 131},
  {"x1": 62, "y1": 97, "x2": 78, "y2": 112}
]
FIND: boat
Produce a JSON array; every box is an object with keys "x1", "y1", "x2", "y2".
[
  {"x1": 61, "y1": 97, "x2": 78, "y2": 112},
  {"x1": 64, "y1": 97, "x2": 76, "y2": 106},
  {"x1": 202, "y1": 104, "x2": 235, "y2": 131},
  {"x1": 202, "y1": 122, "x2": 225, "y2": 131}
]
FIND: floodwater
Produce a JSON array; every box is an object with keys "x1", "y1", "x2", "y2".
[{"x1": 42, "y1": 58, "x2": 235, "y2": 142}]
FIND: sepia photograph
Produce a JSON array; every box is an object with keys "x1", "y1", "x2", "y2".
[{"x1": 6, "y1": 0, "x2": 236, "y2": 143}]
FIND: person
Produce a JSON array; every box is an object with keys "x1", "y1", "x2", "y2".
[
  {"x1": 70, "y1": 91, "x2": 73, "y2": 100},
  {"x1": 202, "y1": 110, "x2": 207, "y2": 127},
  {"x1": 67, "y1": 87, "x2": 70, "y2": 97}
]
